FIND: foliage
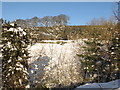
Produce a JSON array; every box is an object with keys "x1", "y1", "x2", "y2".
[
  {"x1": 2, "y1": 22, "x2": 30, "y2": 88},
  {"x1": 107, "y1": 24, "x2": 120, "y2": 80},
  {"x1": 24, "y1": 25, "x2": 114, "y2": 43},
  {"x1": 77, "y1": 25, "x2": 119, "y2": 83}
]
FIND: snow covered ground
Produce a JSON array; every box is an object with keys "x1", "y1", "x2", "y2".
[{"x1": 75, "y1": 79, "x2": 120, "y2": 90}]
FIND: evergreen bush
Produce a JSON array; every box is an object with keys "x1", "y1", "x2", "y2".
[{"x1": 2, "y1": 22, "x2": 30, "y2": 88}]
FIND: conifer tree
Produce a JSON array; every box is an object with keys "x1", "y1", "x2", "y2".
[
  {"x1": 77, "y1": 30, "x2": 117, "y2": 83},
  {"x1": 2, "y1": 22, "x2": 30, "y2": 88},
  {"x1": 107, "y1": 25, "x2": 120, "y2": 80}
]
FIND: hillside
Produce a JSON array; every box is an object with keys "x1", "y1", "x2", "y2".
[{"x1": 28, "y1": 25, "x2": 114, "y2": 44}]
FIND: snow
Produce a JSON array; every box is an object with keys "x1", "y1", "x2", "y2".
[
  {"x1": 41, "y1": 32, "x2": 51, "y2": 36},
  {"x1": 75, "y1": 79, "x2": 120, "y2": 89},
  {"x1": 10, "y1": 23, "x2": 15, "y2": 26},
  {"x1": 7, "y1": 28, "x2": 15, "y2": 32},
  {"x1": 28, "y1": 40, "x2": 85, "y2": 87},
  {"x1": 7, "y1": 59, "x2": 11, "y2": 63},
  {"x1": 28, "y1": 41, "x2": 78, "y2": 64},
  {"x1": 41, "y1": 40, "x2": 74, "y2": 43},
  {"x1": 0, "y1": 53, "x2": 2, "y2": 58},
  {"x1": 22, "y1": 31, "x2": 27, "y2": 35},
  {"x1": 25, "y1": 84, "x2": 30, "y2": 88},
  {"x1": 28, "y1": 40, "x2": 85, "y2": 66},
  {"x1": 7, "y1": 27, "x2": 27, "y2": 36},
  {"x1": 28, "y1": 39, "x2": 120, "y2": 88},
  {"x1": 18, "y1": 27, "x2": 23, "y2": 31}
]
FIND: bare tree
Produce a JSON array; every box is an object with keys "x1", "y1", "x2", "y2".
[
  {"x1": 40, "y1": 16, "x2": 53, "y2": 27},
  {"x1": 13, "y1": 19, "x2": 27, "y2": 28},
  {"x1": 40, "y1": 14, "x2": 70, "y2": 40},
  {"x1": 13, "y1": 17, "x2": 41, "y2": 28},
  {"x1": 87, "y1": 16, "x2": 116, "y2": 26},
  {"x1": 113, "y1": 1, "x2": 120, "y2": 22},
  {"x1": 27, "y1": 17, "x2": 41, "y2": 27},
  {"x1": 87, "y1": 18, "x2": 100, "y2": 25}
]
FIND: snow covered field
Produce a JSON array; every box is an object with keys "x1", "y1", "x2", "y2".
[{"x1": 75, "y1": 79, "x2": 120, "y2": 90}]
